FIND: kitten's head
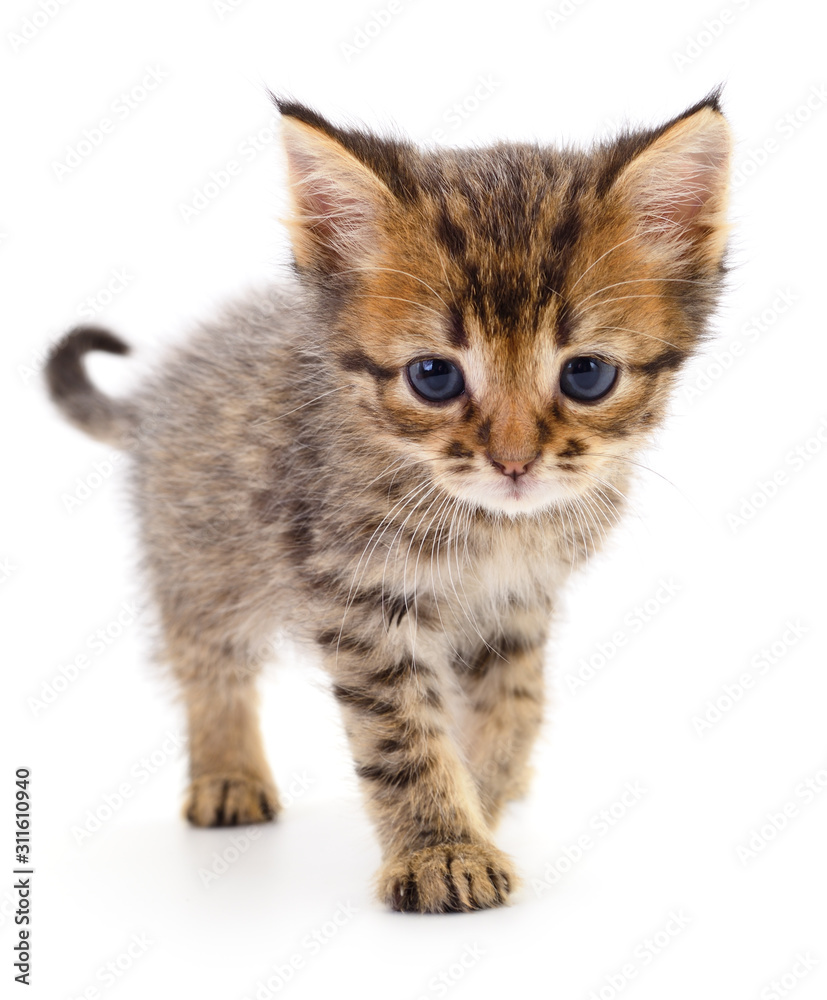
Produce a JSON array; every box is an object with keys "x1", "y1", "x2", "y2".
[{"x1": 275, "y1": 93, "x2": 731, "y2": 517}]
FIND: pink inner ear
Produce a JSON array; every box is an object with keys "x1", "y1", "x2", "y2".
[
  {"x1": 651, "y1": 144, "x2": 728, "y2": 228},
  {"x1": 287, "y1": 149, "x2": 367, "y2": 235},
  {"x1": 305, "y1": 180, "x2": 368, "y2": 239},
  {"x1": 623, "y1": 113, "x2": 731, "y2": 238}
]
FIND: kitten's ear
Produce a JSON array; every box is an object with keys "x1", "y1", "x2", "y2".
[
  {"x1": 612, "y1": 98, "x2": 732, "y2": 265},
  {"x1": 276, "y1": 101, "x2": 394, "y2": 276}
]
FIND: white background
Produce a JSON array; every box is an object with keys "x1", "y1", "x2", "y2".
[{"x1": 3, "y1": 0, "x2": 826, "y2": 997}]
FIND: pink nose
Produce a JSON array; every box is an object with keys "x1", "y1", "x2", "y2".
[{"x1": 486, "y1": 452, "x2": 540, "y2": 481}]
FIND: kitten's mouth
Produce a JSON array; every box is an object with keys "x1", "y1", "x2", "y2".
[
  {"x1": 480, "y1": 470, "x2": 573, "y2": 516},
  {"x1": 503, "y1": 477, "x2": 533, "y2": 500},
  {"x1": 440, "y1": 462, "x2": 580, "y2": 516}
]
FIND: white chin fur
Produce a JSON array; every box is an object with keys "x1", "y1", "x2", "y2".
[{"x1": 445, "y1": 474, "x2": 575, "y2": 518}]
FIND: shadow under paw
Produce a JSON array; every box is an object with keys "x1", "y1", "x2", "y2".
[
  {"x1": 380, "y1": 843, "x2": 518, "y2": 914},
  {"x1": 184, "y1": 775, "x2": 280, "y2": 827}
]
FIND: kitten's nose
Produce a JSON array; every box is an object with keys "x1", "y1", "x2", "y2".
[{"x1": 486, "y1": 451, "x2": 540, "y2": 481}]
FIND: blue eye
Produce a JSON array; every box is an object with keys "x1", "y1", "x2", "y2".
[
  {"x1": 407, "y1": 358, "x2": 465, "y2": 402},
  {"x1": 560, "y1": 357, "x2": 618, "y2": 402}
]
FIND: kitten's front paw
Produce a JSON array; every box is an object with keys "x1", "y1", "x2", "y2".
[
  {"x1": 184, "y1": 774, "x2": 280, "y2": 827},
  {"x1": 379, "y1": 843, "x2": 518, "y2": 913}
]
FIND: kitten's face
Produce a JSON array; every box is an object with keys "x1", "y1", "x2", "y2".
[
  {"x1": 278, "y1": 98, "x2": 731, "y2": 517},
  {"x1": 328, "y1": 212, "x2": 687, "y2": 518}
]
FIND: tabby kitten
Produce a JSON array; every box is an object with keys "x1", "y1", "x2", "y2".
[{"x1": 47, "y1": 92, "x2": 731, "y2": 913}]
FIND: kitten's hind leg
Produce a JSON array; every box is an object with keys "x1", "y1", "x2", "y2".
[{"x1": 169, "y1": 635, "x2": 280, "y2": 827}]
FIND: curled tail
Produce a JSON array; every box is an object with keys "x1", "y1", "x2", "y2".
[{"x1": 46, "y1": 326, "x2": 137, "y2": 449}]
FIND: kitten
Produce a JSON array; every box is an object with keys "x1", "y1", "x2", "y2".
[{"x1": 46, "y1": 91, "x2": 731, "y2": 913}]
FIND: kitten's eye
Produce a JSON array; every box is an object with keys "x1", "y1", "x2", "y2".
[
  {"x1": 559, "y1": 357, "x2": 618, "y2": 402},
  {"x1": 407, "y1": 358, "x2": 465, "y2": 402}
]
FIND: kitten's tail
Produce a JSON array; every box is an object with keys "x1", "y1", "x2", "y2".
[{"x1": 46, "y1": 327, "x2": 138, "y2": 449}]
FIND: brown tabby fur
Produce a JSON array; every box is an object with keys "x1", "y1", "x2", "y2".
[{"x1": 46, "y1": 91, "x2": 731, "y2": 913}]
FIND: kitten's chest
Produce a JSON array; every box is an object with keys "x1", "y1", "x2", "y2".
[{"x1": 414, "y1": 516, "x2": 568, "y2": 616}]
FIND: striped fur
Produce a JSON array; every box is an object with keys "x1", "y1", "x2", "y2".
[{"x1": 45, "y1": 92, "x2": 731, "y2": 913}]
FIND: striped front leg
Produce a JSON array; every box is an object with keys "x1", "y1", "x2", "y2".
[
  {"x1": 454, "y1": 619, "x2": 548, "y2": 827},
  {"x1": 319, "y1": 628, "x2": 518, "y2": 913}
]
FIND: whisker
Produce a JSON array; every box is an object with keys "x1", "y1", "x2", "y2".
[
  {"x1": 585, "y1": 452, "x2": 678, "y2": 492},
  {"x1": 331, "y1": 266, "x2": 450, "y2": 311},
  {"x1": 335, "y1": 477, "x2": 434, "y2": 658},
  {"x1": 572, "y1": 293, "x2": 678, "y2": 319},
  {"x1": 261, "y1": 384, "x2": 352, "y2": 422},
  {"x1": 585, "y1": 453, "x2": 702, "y2": 516},
  {"x1": 558, "y1": 500, "x2": 580, "y2": 569},
  {"x1": 576, "y1": 276, "x2": 707, "y2": 308},
  {"x1": 434, "y1": 246, "x2": 457, "y2": 301},
  {"x1": 567, "y1": 494, "x2": 596, "y2": 558},
  {"x1": 379, "y1": 485, "x2": 440, "y2": 639},
  {"x1": 445, "y1": 501, "x2": 494, "y2": 656},
  {"x1": 400, "y1": 489, "x2": 446, "y2": 660},
  {"x1": 598, "y1": 325, "x2": 683, "y2": 351},
  {"x1": 567, "y1": 234, "x2": 645, "y2": 292},
  {"x1": 355, "y1": 294, "x2": 446, "y2": 319},
  {"x1": 575, "y1": 493, "x2": 609, "y2": 550},
  {"x1": 428, "y1": 501, "x2": 465, "y2": 667}
]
